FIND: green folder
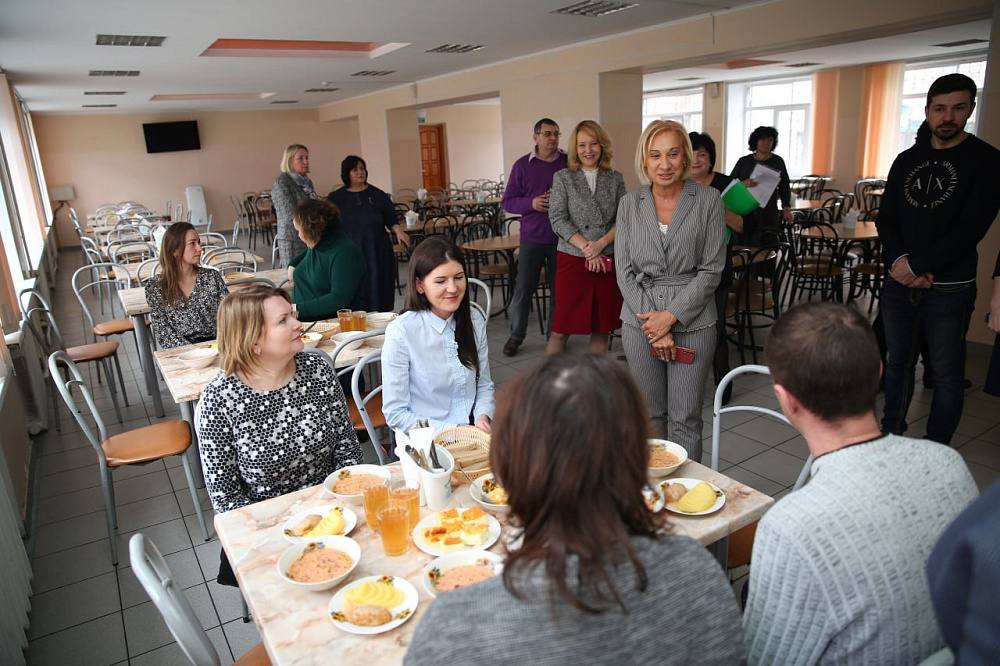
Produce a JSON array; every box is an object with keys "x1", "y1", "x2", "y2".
[{"x1": 721, "y1": 180, "x2": 759, "y2": 216}]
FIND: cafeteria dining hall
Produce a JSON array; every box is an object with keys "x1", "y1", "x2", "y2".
[{"x1": 1, "y1": 0, "x2": 999, "y2": 663}]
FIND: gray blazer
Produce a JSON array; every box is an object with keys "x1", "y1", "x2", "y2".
[
  {"x1": 271, "y1": 172, "x2": 315, "y2": 241},
  {"x1": 614, "y1": 181, "x2": 725, "y2": 332},
  {"x1": 549, "y1": 168, "x2": 626, "y2": 257}
]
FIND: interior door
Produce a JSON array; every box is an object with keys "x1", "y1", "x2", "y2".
[{"x1": 419, "y1": 124, "x2": 446, "y2": 190}]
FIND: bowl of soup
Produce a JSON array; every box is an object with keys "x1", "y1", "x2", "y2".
[
  {"x1": 323, "y1": 464, "x2": 391, "y2": 503},
  {"x1": 277, "y1": 536, "x2": 361, "y2": 591},
  {"x1": 300, "y1": 332, "x2": 322, "y2": 349},
  {"x1": 647, "y1": 439, "x2": 688, "y2": 477},
  {"x1": 178, "y1": 347, "x2": 218, "y2": 370}
]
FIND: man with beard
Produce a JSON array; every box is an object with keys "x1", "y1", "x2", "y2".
[{"x1": 877, "y1": 73, "x2": 999, "y2": 445}]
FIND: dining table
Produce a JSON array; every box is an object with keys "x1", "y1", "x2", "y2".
[
  {"x1": 216, "y1": 459, "x2": 774, "y2": 665},
  {"x1": 800, "y1": 220, "x2": 879, "y2": 241},
  {"x1": 460, "y1": 232, "x2": 520, "y2": 315},
  {"x1": 791, "y1": 199, "x2": 825, "y2": 210}
]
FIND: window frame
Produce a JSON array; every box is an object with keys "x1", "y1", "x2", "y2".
[
  {"x1": 642, "y1": 86, "x2": 704, "y2": 133},
  {"x1": 896, "y1": 55, "x2": 987, "y2": 154},
  {"x1": 725, "y1": 75, "x2": 813, "y2": 178}
]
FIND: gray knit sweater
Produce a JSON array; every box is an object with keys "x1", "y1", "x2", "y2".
[
  {"x1": 743, "y1": 434, "x2": 978, "y2": 665},
  {"x1": 405, "y1": 534, "x2": 743, "y2": 665}
]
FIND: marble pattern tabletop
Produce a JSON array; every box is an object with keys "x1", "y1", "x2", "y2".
[
  {"x1": 215, "y1": 461, "x2": 773, "y2": 665},
  {"x1": 117, "y1": 268, "x2": 290, "y2": 316}
]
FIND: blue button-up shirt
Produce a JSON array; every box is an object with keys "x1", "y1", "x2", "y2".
[{"x1": 381, "y1": 309, "x2": 495, "y2": 434}]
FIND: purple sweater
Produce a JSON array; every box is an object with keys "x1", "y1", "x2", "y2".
[{"x1": 502, "y1": 150, "x2": 568, "y2": 245}]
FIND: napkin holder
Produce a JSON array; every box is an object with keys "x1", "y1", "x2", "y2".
[{"x1": 404, "y1": 210, "x2": 420, "y2": 229}]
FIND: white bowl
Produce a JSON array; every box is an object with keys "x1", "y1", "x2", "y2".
[
  {"x1": 277, "y1": 536, "x2": 361, "y2": 592},
  {"x1": 300, "y1": 332, "x2": 322, "y2": 349},
  {"x1": 647, "y1": 439, "x2": 688, "y2": 477},
  {"x1": 323, "y1": 464, "x2": 391, "y2": 504},
  {"x1": 422, "y1": 550, "x2": 504, "y2": 598},
  {"x1": 331, "y1": 332, "x2": 365, "y2": 352},
  {"x1": 178, "y1": 347, "x2": 218, "y2": 369},
  {"x1": 311, "y1": 321, "x2": 340, "y2": 340},
  {"x1": 469, "y1": 474, "x2": 509, "y2": 515},
  {"x1": 366, "y1": 312, "x2": 398, "y2": 329}
]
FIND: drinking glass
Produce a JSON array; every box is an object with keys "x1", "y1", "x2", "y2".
[
  {"x1": 377, "y1": 506, "x2": 410, "y2": 556},
  {"x1": 362, "y1": 482, "x2": 388, "y2": 532},
  {"x1": 351, "y1": 310, "x2": 368, "y2": 332},
  {"x1": 389, "y1": 484, "x2": 420, "y2": 530},
  {"x1": 337, "y1": 309, "x2": 353, "y2": 332}
]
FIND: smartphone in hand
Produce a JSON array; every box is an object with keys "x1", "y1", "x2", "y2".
[{"x1": 674, "y1": 346, "x2": 696, "y2": 364}]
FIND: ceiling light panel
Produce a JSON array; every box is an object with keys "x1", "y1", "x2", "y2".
[
  {"x1": 351, "y1": 70, "x2": 395, "y2": 77},
  {"x1": 677, "y1": 76, "x2": 703, "y2": 80},
  {"x1": 83, "y1": 91, "x2": 126, "y2": 95},
  {"x1": 932, "y1": 38, "x2": 988, "y2": 48},
  {"x1": 82, "y1": 103, "x2": 117, "y2": 108},
  {"x1": 426, "y1": 44, "x2": 485, "y2": 54},
  {"x1": 785, "y1": 62, "x2": 821, "y2": 67},
  {"x1": 304, "y1": 88, "x2": 340, "y2": 93},
  {"x1": 88, "y1": 70, "x2": 140, "y2": 77},
  {"x1": 96, "y1": 34, "x2": 166, "y2": 47},
  {"x1": 270, "y1": 100, "x2": 299, "y2": 104},
  {"x1": 551, "y1": 1, "x2": 639, "y2": 17}
]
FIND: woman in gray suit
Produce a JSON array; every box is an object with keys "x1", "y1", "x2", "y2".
[
  {"x1": 548, "y1": 120, "x2": 627, "y2": 354},
  {"x1": 272, "y1": 143, "x2": 318, "y2": 268},
  {"x1": 615, "y1": 120, "x2": 725, "y2": 460}
]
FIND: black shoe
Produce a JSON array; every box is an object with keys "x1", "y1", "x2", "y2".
[{"x1": 503, "y1": 338, "x2": 520, "y2": 357}]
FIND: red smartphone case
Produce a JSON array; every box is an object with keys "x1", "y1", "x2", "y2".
[{"x1": 674, "y1": 346, "x2": 696, "y2": 364}]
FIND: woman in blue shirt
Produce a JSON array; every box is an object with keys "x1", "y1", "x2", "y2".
[{"x1": 381, "y1": 237, "x2": 494, "y2": 434}]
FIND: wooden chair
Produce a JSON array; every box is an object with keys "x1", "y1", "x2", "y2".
[{"x1": 49, "y1": 351, "x2": 210, "y2": 564}]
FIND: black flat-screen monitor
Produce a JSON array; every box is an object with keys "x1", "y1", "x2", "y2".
[{"x1": 142, "y1": 120, "x2": 200, "y2": 153}]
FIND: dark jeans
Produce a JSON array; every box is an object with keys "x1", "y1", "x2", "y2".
[
  {"x1": 880, "y1": 279, "x2": 976, "y2": 445},
  {"x1": 509, "y1": 241, "x2": 557, "y2": 343}
]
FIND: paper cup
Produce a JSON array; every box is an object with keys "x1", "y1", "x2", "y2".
[{"x1": 417, "y1": 445, "x2": 454, "y2": 511}]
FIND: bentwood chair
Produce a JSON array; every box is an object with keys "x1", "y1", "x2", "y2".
[
  {"x1": 135, "y1": 258, "x2": 162, "y2": 285},
  {"x1": 130, "y1": 534, "x2": 271, "y2": 666},
  {"x1": 50, "y1": 351, "x2": 210, "y2": 564},
  {"x1": 468, "y1": 277, "x2": 492, "y2": 325},
  {"x1": 352, "y1": 350, "x2": 388, "y2": 465},
  {"x1": 203, "y1": 247, "x2": 258, "y2": 274}
]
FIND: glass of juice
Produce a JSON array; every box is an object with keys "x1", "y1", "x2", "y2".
[
  {"x1": 352, "y1": 310, "x2": 368, "y2": 331},
  {"x1": 377, "y1": 506, "x2": 410, "y2": 556},
  {"x1": 337, "y1": 309, "x2": 353, "y2": 332},
  {"x1": 389, "y1": 484, "x2": 420, "y2": 531},
  {"x1": 362, "y1": 482, "x2": 388, "y2": 532}
]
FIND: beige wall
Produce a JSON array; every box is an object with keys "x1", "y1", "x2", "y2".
[
  {"x1": 386, "y1": 108, "x2": 422, "y2": 193},
  {"x1": 701, "y1": 82, "x2": 727, "y2": 171},
  {"x1": 598, "y1": 72, "x2": 643, "y2": 191},
  {"x1": 423, "y1": 103, "x2": 504, "y2": 187},
  {"x1": 34, "y1": 109, "x2": 362, "y2": 246},
  {"x1": 828, "y1": 65, "x2": 866, "y2": 190}
]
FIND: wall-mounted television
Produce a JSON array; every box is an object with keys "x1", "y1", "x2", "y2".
[{"x1": 142, "y1": 120, "x2": 201, "y2": 154}]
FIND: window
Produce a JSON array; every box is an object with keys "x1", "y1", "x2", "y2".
[
  {"x1": 897, "y1": 58, "x2": 986, "y2": 152},
  {"x1": 725, "y1": 77, "x2": 812, "y2": 177},
  {"x1": 0, "y1": 138, "x2": 31, "y2": 295},
  {"x1": 642, "y1": 88, "x2": 703, "y2": 133}
]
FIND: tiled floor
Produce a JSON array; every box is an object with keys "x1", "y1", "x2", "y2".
[{"x1": 23, "y1": 236, "x2": 1000, "y2": 664}]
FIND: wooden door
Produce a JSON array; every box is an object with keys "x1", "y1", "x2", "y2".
[{"x1": 419, "y1": 124, "x2": 447, "y2": 190}]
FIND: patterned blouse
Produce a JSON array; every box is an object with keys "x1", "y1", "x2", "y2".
[
  {"x1": 144, "y1": 267, "x2": 229, "y2": 349},
  {"x1": 195, "y1": 352, "x2": 363, "y2": 514}
]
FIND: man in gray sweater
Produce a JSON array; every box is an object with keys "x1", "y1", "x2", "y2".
[{"x1": 743, "y1": 302, "x2": 978, "y2": 665}]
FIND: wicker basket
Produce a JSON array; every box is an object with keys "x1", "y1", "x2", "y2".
[{"x1": 434, "y1": 426, "x2": 491, "y2": 486}]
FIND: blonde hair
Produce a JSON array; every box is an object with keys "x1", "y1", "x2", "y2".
[
  {"x1": 634, "y1": 120, "x2": 693, "y2": 186},
  {"x1": 567, "y1": 120, "x2": 614, "y2": 172},
  {"x1": 217, "y1": 284, "x2": 292, "y2": 376},
  {"x1": 280, "y1": 144, "x2": 309, "y2": 174}
]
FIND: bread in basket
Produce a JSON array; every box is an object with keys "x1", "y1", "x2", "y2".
[{"x1": 433, "y1": 426, "x2": 490, "y2": 486}]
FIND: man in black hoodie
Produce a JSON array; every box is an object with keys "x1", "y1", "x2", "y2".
[{"x1": 877, "y1": 73, "x2": 1000, "y2": 445}]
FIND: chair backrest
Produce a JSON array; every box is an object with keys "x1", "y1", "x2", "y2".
[
  {"x1": 271, "y1": 235, "x2": 280, "y2": 268},
  {"x1": 203, "y1": 247, "x2": 258, "y2": 274},
  {"x1": 467, "y1": 277, "x2": 491, "y2": 324},
  {"x1": 109, "y1": 241, "x2": 157, "y2": 265},
  {"x1": 129, "y1": 534, "x2": 221, "y2": 666},
  {"x1": 352, "y1": 349, "x2": 387, "y2": 465},
  {"x1": 20, "y1": 289, "x2": 67, "y2": 355},
  {"x1": 136, "y1": 258, "x2": 161, "y2": 284},
  {"x1": 199, "y1": 232, "x2": 228, "y2": 249},
  {"x1": 47, "y1": 351, "x2": 110, "y2": 456},
  {"x1": 71, "y1": 262, "x2": 132, "y2": 335}
]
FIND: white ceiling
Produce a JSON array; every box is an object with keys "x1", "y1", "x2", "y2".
[
  {"x1": 1, "y1": 0, "x2": 758, "y2": 114},
  {"x1": 642, "y1": 20, "x2": 991, "y2": 91}
]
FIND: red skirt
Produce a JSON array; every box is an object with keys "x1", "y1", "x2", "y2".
[{"x1": 552, "y1": 251, "x2": 623, "y2": 335}]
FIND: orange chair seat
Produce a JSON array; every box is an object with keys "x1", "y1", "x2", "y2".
[
  {"x1": 235, "y1": 642, "x2": 272, "y2": 666},
  {"x1": 348, "y1": 393, "x2": 386, "y2": 431},
  {"x1": 102, "y1": 419, "x2": 191, "y2": 467},
  {"x1": 95, "y1": 319, "x2": 135, "y2": 336},
  {"x1": 727, "y1": 521, "x2": 759, "y2": 569},
  {"x1": 67, "y1": 340, "x2": 119, "y2": 362}
]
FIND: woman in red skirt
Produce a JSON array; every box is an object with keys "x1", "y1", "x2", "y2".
[{"x1": 548, "y1": 120, "x2": 627, "y2": 354}]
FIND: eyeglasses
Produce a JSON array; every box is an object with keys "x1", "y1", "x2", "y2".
[{"x1": 536, "y1": 130, "x2": 561, "y2": 138}]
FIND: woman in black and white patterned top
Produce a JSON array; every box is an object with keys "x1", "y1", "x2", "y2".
[
  {"x1": 144, "y1": 222, "x2": 228, "y2": 348},
  {"x1": 195, "y1": 284, "x2": 363, "y2": 515}
]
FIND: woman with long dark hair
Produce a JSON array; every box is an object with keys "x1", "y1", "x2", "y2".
[
  {"x1": 405, "y1": 354, "x2": 742, "y2": 663},
  {"x1": 144, "y1": 221, "x2": 228, "y2": 348},
  {"x1": 381, "y1": 237, "x2": 493, "y2": 433}
]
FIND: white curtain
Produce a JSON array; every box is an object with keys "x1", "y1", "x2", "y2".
[{"x1": 0, "y1": 379, "x2": 31, "y2": 666}]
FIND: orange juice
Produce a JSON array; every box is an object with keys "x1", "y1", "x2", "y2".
[
  {"x1": 389, "y1": 486, "x2": 420, "y2": 530},
  {"x1": 378, "y1": 506, "x2": 410, "y2": 556},
  {"x1": 362, "y1": 483, "x2": 388, "y2": 532},
  {"x1": 351, "y1": 310, "x2": 368, "y2": 331},
  {"x1": 338, "y1": 309, "x2": 354, "y2": 332}
]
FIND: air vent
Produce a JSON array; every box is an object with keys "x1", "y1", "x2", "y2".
[
  {"x1": 89, "y1": 70, "x2": 140, "y2": 77},
  {"x1": 304, "y1": 88, "x2": 340, "y2": 93},
  {"x1": 82, "y1": 104, "x2": 117, "y2": 108},
  {"x1": 426, "y1": 44, "x2": 485, "y2": 54},
  {"x1": 352, "y1": 70, "x2": 395, "y2": 77},
  {"x1": 677, "y1": 76, "x2": 703, "y2": 81},
  {"x1": 96, "y1": 34, "x2": 166, "y2": 47},
  {"x1": 785, "y1": 62, "x2": 821, "y2": 68},
  {"x1": 84, "y1": 91, "x2": 126, "y2": 95},
  {"x1": 270, "y1": 100, "x2": 299, "y2": 104},
  {"x1": 933, "y1": 38, "x2": 988, "y2": 48},
  {"x1": 551, "y1": 1, "x2": 638, "y2": 17}
]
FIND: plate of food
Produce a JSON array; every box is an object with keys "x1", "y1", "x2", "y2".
[
  {"x1": 412, "y1": 506, "x2": 501, "y2": 556},
  {"x1": 469, "y1": 474, "x2": 508, "y2": 514},
  {"x1": 642, "y1": 485, "x2": 665, "y2": 513},
  {"x1": 329, "y1": 575, "x2": 418, "y2": 635},
  {"x1": 281, "y1": 505, "x2": 357, "y2": 543},
  {"x1": 422, "y1": 550, "x2": 504, "y2": 598},
  {"x1": 323, "y1": 465, "x2": 391, "y2": 504},
  {"x1": 660, "y1": 478, "x2": 726, "y2": 516},
  {"x1": 277, "y1": 536, "x2": 360, "y2": 592},
  {"x1": 647, "y1": 439, "x2": 688, "y2": 477}
]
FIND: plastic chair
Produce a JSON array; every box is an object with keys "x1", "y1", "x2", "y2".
[
  {"x1": 49, "y1": 351, "x2": 210, "y2": 564},
  {"x1": 129, "y1": 534, "x2": 271, "y2": 666},
  {"x1": 352, "y1": 349, "x2": 388, "y2": 465}
]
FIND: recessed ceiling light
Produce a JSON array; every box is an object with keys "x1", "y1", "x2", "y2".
[
  {"x1": 270, "y1": 100, "x2": 299, "y2": 104},
  {"x1": 677, "y1": 76, "x2": 703, "y2": 81},
  {"x1": 551, "y1": 1, "x2": 638, "y2": 17},
  {"x1": 304, "y1": 88, "x2": 340, "y2": 93},
  {"x1": 84, "y1": 91, "x2": 126, "y2": 95},
  {"x1": 82, "y1": 104, "x2": 117, "y2": 108},
  {"x1": 426, "y1": 44, "x2": 485, "y2": 54},
  {"x1": 88, "y1": 70, "x2": 140, "y2": 77},
  {"x1": 785, "y1": 62, "x2": 821, "y2": 68},
  {"x1": 96, "y1": 34, "x2": 166, "y2": 47},
  {"x1": 932, "y1": 38, "x2": 988, "y2": 48},
  {"x1": 351, "y1": 70, "x2": 395, "y2": 77}
]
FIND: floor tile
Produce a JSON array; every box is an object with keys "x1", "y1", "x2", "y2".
[
  {"x1": 26, "y1": 612, "x2": 127, "y2": 666},
  {"x1": 222, "y1": 618, "x2": 262, "y2": 663},
  {"x1": 116, "y1": 518, "x2": 195, "y2": 560},
  {"x1": 775, "y1": 435, "x2": 810, "y2": 460},
  {"x1": 955, "y1": 412, "x2": 997, "y2": 439},
  {"x1": 38, "y1": 446, "x2": 100, "y2": 477},
  {"x1": 32, "y1": 539, "x2": 115, "y2": 593},
  {"x1": 37, "y1": 465, "x2": 105, "y2": 499},
  {"x1": 964, "y1": 461, "x2": 1000, "y2": 491},
  {"x1": 207, "y1": 579, "x2": 246, "y2": 625},
  {"x1": 130, "y1": 626, "x2": 232, "y2": 666},
  {"x1": 709, "y1": 431, "x2": 771, "y2": 464},
  {"x1": 722, "y1": 464, "x2": 788, "y2": 498},
  {"x1": 27, "y1": 572, "x2": 121, "y2": 639},
  {"x1": 123, "y1": 584, "x2": 219, "y2": 657},
  {"x1": 957, "y1": 439, "x2": 1000, "y2": 472},
  {"x1": 740, "y1": 449, "x2": 810, "y2": 487},
  {"x1": 33, "y1": 510, "x2": 110, "y2": 557},
  {"x1": 184, "y1": 511, "x2": 219, "y2": 544},
  {"x1": 114, "y1": 494, "x2": 183, "y2": 534},
  {"x1": 118, "y1": 548, "x2": 207, "y2": 609},
  {"x1": 174, "y1": 486, "x2": 213, "y2": 518},
  {"x1": 194, "y1": 539, "x2": 223, "y2": 582},
  {"x1": 735, "y1": 416, "x2": 800, "y2": 446}
]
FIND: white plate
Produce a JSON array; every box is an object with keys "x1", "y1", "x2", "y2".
[
  {"x1": 328, "y1": 575, "x2": 418, "y2": 635},
  {"x1": 411, "y1": 511, "x2": 501, "y2": 557},
  {"x1": 661, "y1": 478, "x2": 726, "y2": 516},
  {"x1": 642, "y1": 485, "x2": 664, "y2": 513},
  {"x1": 322, "y1": 465, "x2": 391, "y2": 504},
  {"x1": 468, "y1": 474, "x2": 509, "y2": 515},
  {"x1": 280, "y1": 505, "x2": 357, "y2": 544},
  {"x1": 422, "y1": 550, "x2": 504, "y2": 598}
]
